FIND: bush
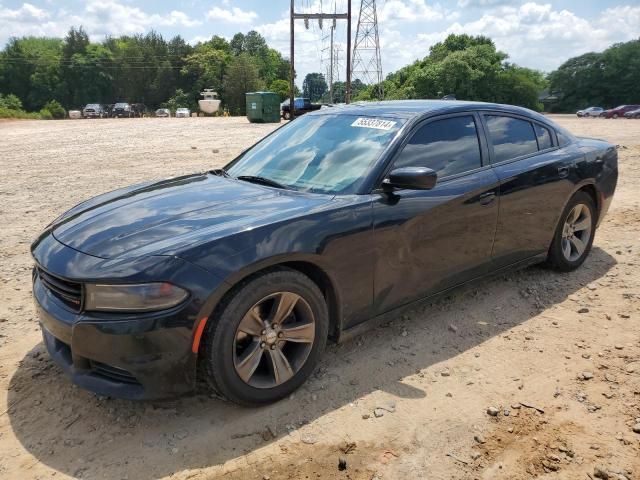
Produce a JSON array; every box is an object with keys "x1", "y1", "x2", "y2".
[
  {"x1": 162, "y1": 88, "x2": 197, "y2": 114},
  {"x1": 0, "y1": 106, "x2": 42, "y2": 119},
  {"x1": 42, "y1": 100, "x2": 66, "y2": 119},
  {"x1": 38, "y1": 108, "x2": 53, "y2": 120},
  {"x1": 0, "y1": 93, "x2": 63, "y2": 119},
  {"x1": 0, "y1": 93, "x2": 23, "y2": 110}
]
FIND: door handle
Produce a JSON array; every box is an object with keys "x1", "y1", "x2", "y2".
[
  {"x1": 479, "y1": 191, "x2": 496, "y2": 205},
  {"x1": 558, "y1": 166, "x2": 570, "y2": 178}
]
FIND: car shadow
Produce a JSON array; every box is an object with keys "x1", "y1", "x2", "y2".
[{"x1": 6, "y1": 247, "x2": 616, "y2": 479}]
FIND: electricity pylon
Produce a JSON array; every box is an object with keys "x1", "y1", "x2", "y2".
[{"x1": 352, "y1": 0, "x2": 383, "y2": 98}]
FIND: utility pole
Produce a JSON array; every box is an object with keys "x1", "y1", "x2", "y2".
[
  {"x1": 352, "y1": 0, "x2": 383, "y2": 98},
  {"x1": 346, "y1": 0, "x2": 352, "y2": 103},
  {"x1": 289, "y1": 0, "x2": 295, "y2": 119},
  {"x1": 329, "y1": 23, "x2": 334, "y2": 103},
  {"x1": 290, "y1": 0, "x2": 352, "y2": 113}
]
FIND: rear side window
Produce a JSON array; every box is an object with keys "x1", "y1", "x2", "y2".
[
  {"x1": 535, "y1": 124, "x2": 553, "y2": 150},
  {"x1": 485, "y1": 115, "x2": 538, "y2": 162},
  {"x1": 394, "y1": 115, "x2": 482, "y2": 177},
  {"x1": 557, "y1": 130, "x2": 571, "y2": 147}
]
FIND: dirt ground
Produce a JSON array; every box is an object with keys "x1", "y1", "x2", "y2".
[{"x1": 0, "y1": 115, "x2": 639, "y2": 480}]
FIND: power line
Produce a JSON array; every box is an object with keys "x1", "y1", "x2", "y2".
[{"x1": 290, "y1": 0, "x2": 352, "y2": 118}]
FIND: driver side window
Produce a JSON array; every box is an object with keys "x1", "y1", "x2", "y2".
[{"x1": 394, "y1": 115, "x2": 482, "y2": 178}]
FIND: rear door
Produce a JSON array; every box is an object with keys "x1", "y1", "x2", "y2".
[
  {"x1": 372, "y1": 113, "x2": 500, "y2": 314},
  {"x1": 484, "y1": 113, "x2": 581, "y2": 267}
]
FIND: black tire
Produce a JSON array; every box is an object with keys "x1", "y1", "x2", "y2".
[
  {"x1": 200, "y1": 268, "x2": 328, "y2": 406},
  {"x1": 283, "y1": 111, "x2": 291, "y2": 120},
  {"x1": 546, "y1": 191, "x2": 597, "y2": 272}
]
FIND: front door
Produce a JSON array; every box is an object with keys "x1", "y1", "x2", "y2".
[{"x1": 372, "y1": 113, "x2": 500, "y2": 315}]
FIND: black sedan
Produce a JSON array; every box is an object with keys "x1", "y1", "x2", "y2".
[{"x1": 32, "y1": 100, "x2": 618, "y2": 405}]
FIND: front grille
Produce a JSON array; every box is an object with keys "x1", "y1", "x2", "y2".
[
  {"x1": 90, "y1": 361, "x2": 141, "y2": 385},
  {"x1": 37, "y1": 268, "x2": 83, "y2": 311}
]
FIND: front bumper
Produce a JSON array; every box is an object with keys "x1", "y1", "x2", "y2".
[
  {"x1": 31, "y1": 233, "x2": 226, "y2": 400},
  {"x1": 34, "y1": 271, "x2": 197, "y2": 399}
]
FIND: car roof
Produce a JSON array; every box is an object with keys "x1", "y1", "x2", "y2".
[{"x1": 310, "y1": 99, "x2": 548, "y2": 123}]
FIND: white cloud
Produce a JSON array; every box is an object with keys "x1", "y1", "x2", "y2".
[
  {"x1": 410, "y1": 2, "x2": 640, "y2": 72},
  {"x1": 81, "y1": 0, "x2": 201, "y2": 36},
  {"x1": 0, "y1": 2, "x2": 49, "y2": 21},
  {"x1": 206, "y1": 6, "x2": 258, "y2": 24},
  {"x1": 0, "y1": 3, "x2": 61, "y2": 39},
  {"x1": 457, "y1": 0, "x2": 515, "y2": 8},
  {"x1": 0, "y1": 1, "x2": 201, "y2": 44},
  {"x1": 379, "y1": 0, "x2": 448, "y2": 22},
  {"x1": 600, "y1": 5, "x2": 640, "y2": 38}
]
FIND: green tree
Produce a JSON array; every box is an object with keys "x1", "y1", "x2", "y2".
[
  {"x1": 223, "y1": 53, "x2": 264, "y2": 115},
  {"x1": 229, "y1": 33, "x2": 246, "y2": 56},
  {"x1": 354, "y1": 33, "x2": 545, "y2": 111},
  {"x1": 268, "y1": 79, "x2": 291, "y2": 102},
  {"x1": 162, "y1": 88, "x2": 195, "y2": 113},
  {"x1": 548, "y1": 40, "x2": 640, "y2": 111},
  {"x1": 302, "y1": 73, "x2": 327, "y2": 102},
  {"x1": 181, "y1": 44, "x2": 229, "y2": 100},
  {"x1": 244, "y1": 31, "x2": 269, "y2": 57},
  {"x1": 60, "y1": 27, "x2": 91, "y2": 107},
  {"x1": 0, "y1": 37, "x2": 63, "y2": 111}
]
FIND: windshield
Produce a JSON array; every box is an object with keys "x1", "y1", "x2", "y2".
[
  {"x1": 115, "y1": 103, "x2": 128, "y2": 108},
  {"x1": 226, "y1": 114, "x2": 403, "y2": 194}
]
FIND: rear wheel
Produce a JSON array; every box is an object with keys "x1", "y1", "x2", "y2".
[
  {"x1": 200, "y1": 269, "x2": 328, "y2": 406},
  {"x1": 283, "y1": 111, "x2": 291, "y2": 120},
  {"x1": 546, "y1": 191, "x2": 596, "y2": 272}
]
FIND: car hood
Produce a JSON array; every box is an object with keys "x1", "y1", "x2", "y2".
[{"x1": 51, "y1": 173, "x2": 333, "y2": 260}]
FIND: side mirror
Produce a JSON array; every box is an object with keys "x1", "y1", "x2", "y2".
[{"x1": 383, "y1": 167, "x2": 438, "y2": 191}]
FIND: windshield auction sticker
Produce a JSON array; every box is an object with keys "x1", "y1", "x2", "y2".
[{"x1": 351, "y1": 118, "x2": 397, "y2": 130}]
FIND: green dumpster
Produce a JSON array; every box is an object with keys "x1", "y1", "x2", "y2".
[{"x1": 246, "y1": 92, "x2": 281, "y2": 123}]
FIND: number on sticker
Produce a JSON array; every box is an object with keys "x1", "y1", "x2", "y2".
[{"x1": 351, "y1": 118, "x2": 397, "y2": 130}]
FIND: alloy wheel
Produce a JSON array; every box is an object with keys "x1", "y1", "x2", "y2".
[
  {"x1": 233, "y1": 291, "x2": 315, "y2": 389},
  {"x1": 561, "y1": 203, "x2": 592, "y2": 262}
]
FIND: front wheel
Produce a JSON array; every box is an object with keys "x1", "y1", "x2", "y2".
[
  {"x1": 283, "y1": 111, "x2": 291, "y2": 120},
  {"x1": 546, "y1": 191, "x2": 596, "y2": 272},
  {"x1": 200, "y1": 269, "x2": 328, "y2": 406}
]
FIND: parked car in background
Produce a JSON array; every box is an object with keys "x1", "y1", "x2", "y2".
[
  {"x1": 601, "y1": 105, "x2": 640, "y2": 118},
  {"x1": 576, "y1": 107, "x2": 603, "y2": 118},
  {"x1": 111, "y1": 102, "x2": 133, "y2": 118},
  {"x1": 32, "y1": 100, "x2": 618, "y2": 405},
  {"x1": 131, "y1": 103, "x2": 146, "y2": 118},
  {"x1": 175, "y1": 107, "x2": 191, "y2": 118},
  {"x1": 68, "y1": 110, "x2": 82, "y2": 119},
  {"x1": 281, "y1": 97, "x2": 321, "y2": 120},
  {"x1": 623, "y1": 107, "x2": 640, "y2": 119},
  {"x1": 83, "y1": 104, "x2": 106, "y2": 118},
  {"x1": 156, "y1": 108, "x2": 171, "y2": 118}
]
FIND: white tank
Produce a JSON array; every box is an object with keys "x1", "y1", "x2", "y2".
[{"x1": 199, "y1": 89, "x2": 221, "y2": 114}]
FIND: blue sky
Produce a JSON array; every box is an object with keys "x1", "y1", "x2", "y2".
[{"x1": 1, "y1": 0, "x2": 639, "y2": 84}]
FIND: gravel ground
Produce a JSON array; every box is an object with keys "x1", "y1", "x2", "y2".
[{"x1": 0, "y1": 115, "x2": 639, "y2": 480}]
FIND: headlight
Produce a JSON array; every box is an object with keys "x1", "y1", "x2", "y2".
[{"x1": 85, "y1": 283, "x2": 189, "y2": 312}]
